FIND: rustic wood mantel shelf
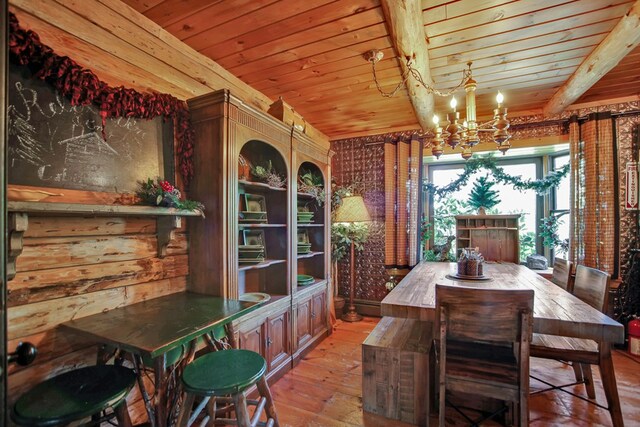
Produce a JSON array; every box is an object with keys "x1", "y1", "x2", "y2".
[{"x1": 6, "y1": 201, "x2": 204, "y2": 280}]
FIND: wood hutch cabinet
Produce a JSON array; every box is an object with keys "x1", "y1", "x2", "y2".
[
  {"x1": 455, "y1": 214, "x2": 521, "y2": 263},
  {"x1": 187, "y1": 90, "x2": 331, "y2": 381}
]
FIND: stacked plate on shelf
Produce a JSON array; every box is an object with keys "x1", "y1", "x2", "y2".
[
  {"x1": 239, "y1": 211, "x2": 267, "y2": 223},
  {"x1": 239, "y1": 292, "x2": 271, "y2": 304},
  {"x1": 238, "y1": 245, "x2": 265, "y2": 264},
  {"x1": 297, "y1": 274, "x2": 315, "y2": 286},
  {"x1": 297, "y1": 242, "x2": 312, "y2": 254},
  {"x1": 297, "y1": 211, "x2": 314, "y2": 223}
]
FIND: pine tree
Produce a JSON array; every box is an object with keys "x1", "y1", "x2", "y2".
[{"x1": 468, "y1": 176, "x2": 500, "y2": 211}]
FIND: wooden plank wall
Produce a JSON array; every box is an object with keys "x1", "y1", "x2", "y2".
[{"x1": 6, "y1": 217, "x2": 188, "y2": 424}]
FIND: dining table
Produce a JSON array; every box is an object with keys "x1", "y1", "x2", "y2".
[
  {"x1": 380, "y1": 262, "x2": 625, "y2": 422},
  {"x1": 61, "y1": 292, "x2": 259, "y2": 427}
]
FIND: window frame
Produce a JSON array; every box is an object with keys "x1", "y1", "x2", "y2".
[
  {"x1": 548, "y1": 150, "x2": 571, "y2": 262},
  {"x1": 424, "y1": 156, "x2": 545, "y2": 260}
]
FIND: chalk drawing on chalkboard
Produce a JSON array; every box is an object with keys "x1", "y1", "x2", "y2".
[{"x1": 8, "y1": 63, "x2": 168, "y2": 193}]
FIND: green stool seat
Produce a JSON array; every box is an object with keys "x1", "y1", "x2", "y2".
[
  {"x1": 182, "y1": 349, "x2": 266, "y2": 396},
  {"x1": 177, "y1": 349, "x2": 279, "y2": 427},
  {"x1": 12, "y1": 365, "x2": 136, "y2": 427}
]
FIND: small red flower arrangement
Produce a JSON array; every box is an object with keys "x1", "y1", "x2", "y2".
[{"x1": 137, "y1": 178, "x2": 204, "y2": 212}]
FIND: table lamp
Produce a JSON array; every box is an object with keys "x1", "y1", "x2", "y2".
[{"x1": 334, "y1": 195, "x2": 371, "y2": 322}]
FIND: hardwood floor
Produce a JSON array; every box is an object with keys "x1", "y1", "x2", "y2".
[{"x1": 270, "y1": 317, "x2": 640, "y2": 426}]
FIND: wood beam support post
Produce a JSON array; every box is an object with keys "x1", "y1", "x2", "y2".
[
  {"x1": 544, "y1": 1, "x2": 640, "y2": 115},
  {"x1": 380, "y1": 0, "x2": 434, "y2": 131},
  {"x1": 157, "y1": 216, "x2": 181, "y2": 258}
]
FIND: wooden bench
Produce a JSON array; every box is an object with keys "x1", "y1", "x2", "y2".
[{"x1": 362, "y1": 317, "x2": 433, "y2": 425}]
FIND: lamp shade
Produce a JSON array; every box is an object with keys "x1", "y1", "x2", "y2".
[{"x1": 334, "y1": 195, "x2": 371, "y2": 223}]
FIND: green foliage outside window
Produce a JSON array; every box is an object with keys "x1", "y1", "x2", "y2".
[{"x1": 540, "y1": 212, "x2": 570, "y2": 256}]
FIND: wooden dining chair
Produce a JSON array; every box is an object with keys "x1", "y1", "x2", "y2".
[
  {"x1": 550, "y1": 257, "x2": 573, "y2": 292},
  {"x1": 530, "y1": 265, "x2": 624, "y2": 427},
  {"x1": 436, "y1": 284, "x2": 534, "y2": 426}
]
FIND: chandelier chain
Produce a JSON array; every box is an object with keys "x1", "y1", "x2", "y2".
[
  {"x1": 371, "y1": 57, "x2": 471, "y2": 98},
  {"x1": 371, "y1": 57, "x2": 410, "y2": 97}
]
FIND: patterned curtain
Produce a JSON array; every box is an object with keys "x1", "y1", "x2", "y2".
[
  {"x1": 569, "y1": 116, "x2": 584, "y2": 267},
  {"x1": 569, "y1": 112, "x2": 618, "y2": 275},
  {"x1": 384, "y1": 136, "x2": 422, "y2": 268}
]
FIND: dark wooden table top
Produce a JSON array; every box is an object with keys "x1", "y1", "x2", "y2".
[
  {"x1": 381, "y1": 262, "x2": 624, "y2": 344},
  {"x1": 61, "y1": 292, "x2": 257, "y2": 358}
]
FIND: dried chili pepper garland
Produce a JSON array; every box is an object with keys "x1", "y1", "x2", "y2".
[{"x1": 7, "y1": 12, "x2": 195, "y2": 185}]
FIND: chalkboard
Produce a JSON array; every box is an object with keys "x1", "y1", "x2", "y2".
[{"x1": 7, "y1": 64, "x2": 173, "y2": 193}]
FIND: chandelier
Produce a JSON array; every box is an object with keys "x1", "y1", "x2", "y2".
[{"x1": 365, "y1": 50, "x2": 511, "y2": 160}]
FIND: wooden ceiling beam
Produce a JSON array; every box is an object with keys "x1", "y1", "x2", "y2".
[
  {"x1": 544, "y1": 1, "x2": 640, "y2": 115},
  {"x1": 380, "y1": 0, "x2": 434, "y2": 131}
]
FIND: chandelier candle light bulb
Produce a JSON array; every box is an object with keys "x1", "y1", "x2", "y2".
[{"x1": 432, "y1": 115, "x2": 445, "y2": 158}]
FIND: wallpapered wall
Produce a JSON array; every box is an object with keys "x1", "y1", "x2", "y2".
[
  {"x1": 331, "y1": 138, "x2": 388, "y2": 302},
  {"x1": 616, "y1": 115, "x2": 640, "y2": 279},
  {"x1": 332, "y1": 101, "x2": 640, "y2": 304}
]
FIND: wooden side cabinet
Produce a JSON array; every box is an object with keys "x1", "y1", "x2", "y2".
[
  {"x1": 455, "y1": 214, "x2": 521, "y2": 263},
  {"x1": 187, "y1": 89, "x2": 331, "y2": 383}
]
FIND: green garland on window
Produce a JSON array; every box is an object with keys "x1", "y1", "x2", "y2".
[{"x1": 424, "y1": 155, "x2": 570, "y2": 197}]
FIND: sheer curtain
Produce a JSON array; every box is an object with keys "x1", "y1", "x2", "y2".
[
  {"x1": 384, "y1": 136, "x2": 421, "y2": 269},
  {"x1": 569, "y1": 112, "x2": 617, "y2": 276}
]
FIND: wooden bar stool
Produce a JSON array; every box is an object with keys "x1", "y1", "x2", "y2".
[
  {"x1": 12, "y1": 365, "x2": 136, "y2": 427},
  {"x1": 176, "y1": 349, "x2": 279, "y2": 427}
]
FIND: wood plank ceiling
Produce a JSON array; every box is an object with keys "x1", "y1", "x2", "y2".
[{"x1": 122, "y1": 0, "x2": 638, "y2": 139}]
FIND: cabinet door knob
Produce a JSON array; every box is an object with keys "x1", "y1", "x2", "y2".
[
  {"x1": 266, "y1": 337, "x2": 273, "y2": 347},
  {"x1": 8, "y1": 342, "x2": 38, "y2": 366},
  {"x1": 311, "y1": 312, "x2": 316, "y2": 318}
]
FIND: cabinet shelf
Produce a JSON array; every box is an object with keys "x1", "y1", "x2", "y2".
[
  {"x1": 7, "y1": 201, "x2": 204, "y2": 217},
  {"x1": 458, "y1": 226, "x2": 518, "y2": 231},
  {"x1": 238, "y1": 259, "x2": 287, "y2": 271},
  {"x1": 239, "y1": 223, "x2": 287, "y2": 228},
  {"x1": 297, "y1": 192, "x2": 316, "y2": 198},
  {"x1": 296, "y1": 278, "x2": 327, "y2": 290},
  {"x1": 297, "y1": 251, "x2": 324, "y2": 259},
  {"x1": 239, "y1": 179, "x2": 287, "y2": 192},
  {"x1": 296, "y1": 223, "x2": 323, "y2": 227}
]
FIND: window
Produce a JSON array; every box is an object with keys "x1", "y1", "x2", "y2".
[{"x1": 425, "y1": 158, "x2": 543, "y2": 263}]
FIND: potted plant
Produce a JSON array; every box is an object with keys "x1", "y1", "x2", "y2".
[{"x1": 468, "y1": 175, "x2": 500, "y2": 215}]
